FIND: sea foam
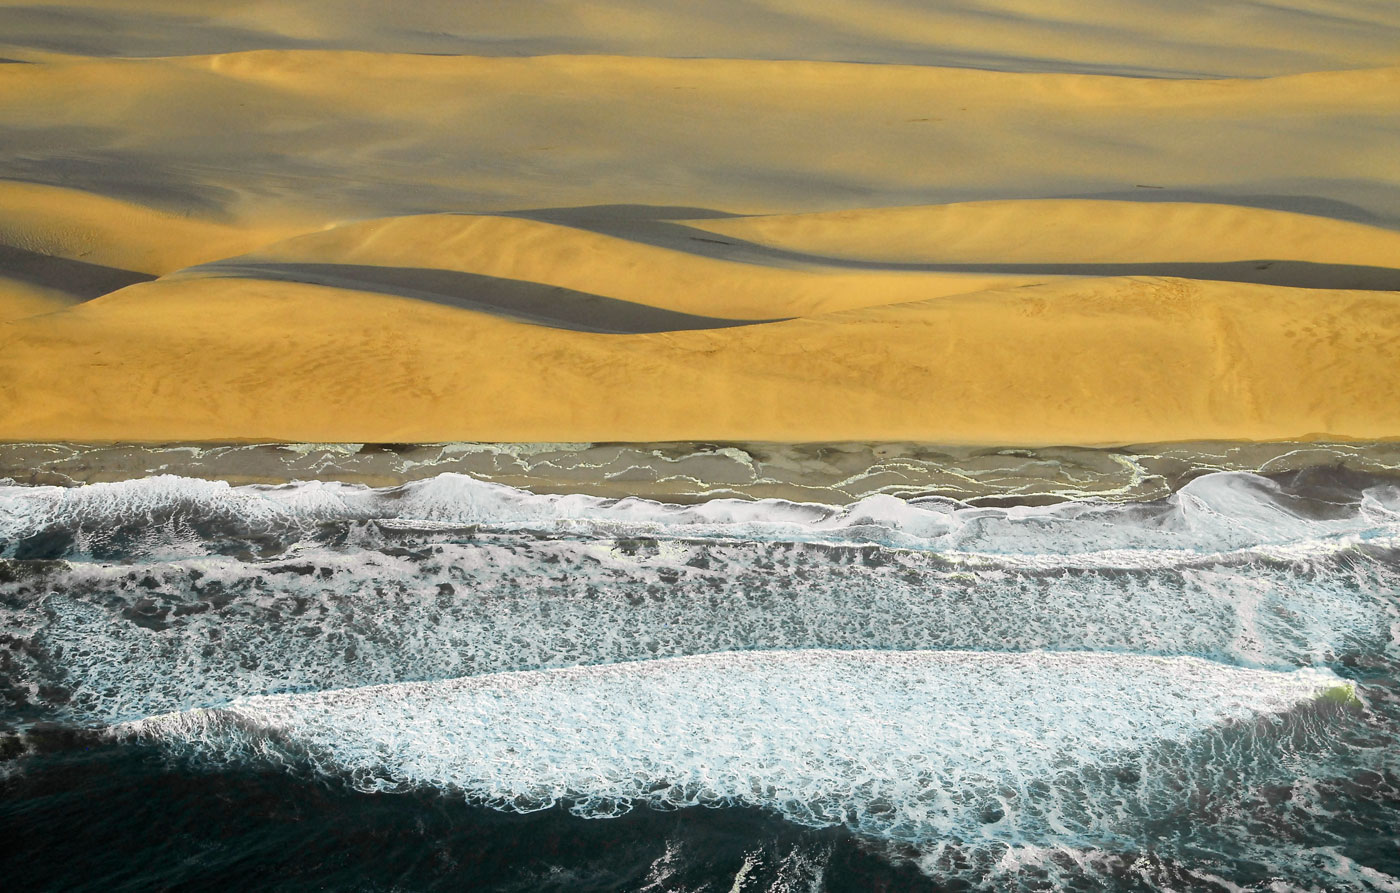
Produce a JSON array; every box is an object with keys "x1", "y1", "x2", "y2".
[
  {"x1": 4, "y1": 535, "x2": 1394, "y2": 726},
  {"x1": 2, "y1": 470, "x2": 1399, "y2": 562},
  {"x1": 118, "y1": 650, "x2": 1349, "y2": 846}
]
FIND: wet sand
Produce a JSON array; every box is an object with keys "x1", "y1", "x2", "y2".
[{"x1": 6, "y1": 440, "x2": 1399, "y2": 506}]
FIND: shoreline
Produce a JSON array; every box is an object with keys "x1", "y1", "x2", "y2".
[{"x1": 5, "y1": 440, "x2": 1398, "y2": 504}]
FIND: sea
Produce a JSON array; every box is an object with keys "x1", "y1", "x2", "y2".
[{"x1": 2, "y1": 441, "x2": 1397, "y2": 892}]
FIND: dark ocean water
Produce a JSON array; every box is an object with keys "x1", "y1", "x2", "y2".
[
  {"x1": 5, "y1": 742, "x2": 931, "y2": 892},
  {"x1": 2, "y1": 448, "x2": 1399, "y2": 891}
]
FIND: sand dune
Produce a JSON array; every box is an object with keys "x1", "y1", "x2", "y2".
[
  {"x1": 686, "y1": 201, "x2": 1400, "y2": 269},
  {"x1": 1, "y1": 51, "x2": 1397, "y2": 230},
  {"x1": 0, "y1": 3, "x2": 1398, "y2": 443},
  {"x1": 1, "y1": 271, "x2": 1396, "y2": 444},
  {"x1": 0, "y1": 181, "x2": 308, "y2": 275},
  {"x1": 208, "y1": 213, "x2": 1048, "y2": 320},
  {"x1": 4, "y1": 194, "x2": 1399, "y2": 442},
  {"x1": 4, "y1": 1, "x2": 1399, "y2": 77}
]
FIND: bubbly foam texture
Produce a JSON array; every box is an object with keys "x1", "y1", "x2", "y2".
[
  {"x1": 3, "y1": 471, "x2": 1399, "y2": 562},
  {"x1": 119, "y1": 650, "x2": 1345, "y2": 846},
  {"x1": 4, "y1": 535, "x2": 1395, "y2": 724},
  {"x1": 4, "y1": 464, "x2": 1398, "y2": 890}
]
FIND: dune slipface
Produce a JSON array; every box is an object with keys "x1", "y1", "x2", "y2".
[{"x1": 3, "y1": 3, "x2": 1400, "y2": 892}]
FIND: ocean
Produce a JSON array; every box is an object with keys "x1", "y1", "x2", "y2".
[{"x1": 2, "y1": 442, "x2": 1397, "y2": 891}]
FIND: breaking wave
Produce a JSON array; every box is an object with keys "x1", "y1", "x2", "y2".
[
  {"x1": 3, "y1": 464, "x2": 1399, "y2": 890},
  {"x1": 3, "y1": 469, "x2": 1399, "y2": 563},
  {"x1": 2, "y1": 536, "x2": 1395, "y2": 726},
  {"x1": 117, "y1": 650, "x2": 1351, "y2": 845}
]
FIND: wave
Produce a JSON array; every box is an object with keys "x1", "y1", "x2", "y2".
[
  {"x1": 3, "y1": 463, "x2": 1398, "y2": 889},
  {"x1": 4, "y1": 535, "x2": 1395, "y2": 726},
  {"x1": 4, "y1": 468, "x2": 1397, "y2": 727},
  {"x1": 117, "y1": 650, "x2": 1351, "y2": 847},
  {"x1": 3, "y1": 469, "x2": 1399, "y2": 563}
]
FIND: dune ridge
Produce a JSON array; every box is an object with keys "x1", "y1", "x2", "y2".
[
  {"x1": 0, "y1": 4, "x2": 1398, "y2": 443},
  {"x1": 684, "y1": 201, "x2": 1400, "y2": 269},
  {"x1": 4, "y1": 0, "x2": 1400, "y2": 76},
  {"x1": 3, "y1": 195, "x2": 1400, "y2": 443},
  {"x1": 2, "y1": 267, "x2": 1396, "y2": 444}
]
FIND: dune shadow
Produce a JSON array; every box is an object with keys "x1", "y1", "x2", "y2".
[
  {"x1": 0, "y1": 137, "x2": 240, "y2": 218},
  {"x1": 517, "y1": 216, "x2": 1400, "y2": 290},
  {"x1": 0, "y1": 244, "x2": 155, "y2": 299},
  {"x1": 1067, "y1": 188, "x2": 1400, "y2": 230},
  {"x1": 507, "y1": 204, "x2": 742, "y2": 223},
  {"x1": 0, "y1": 5, "x2": 313, "y2": 57},
  {"x1": 191, "y1": 262, "x2": 786, "y2": 334}
]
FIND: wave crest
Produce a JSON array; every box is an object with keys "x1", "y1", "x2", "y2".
[{"x1": 118, "y1": 650, "x2": 1348, "y2": 845}]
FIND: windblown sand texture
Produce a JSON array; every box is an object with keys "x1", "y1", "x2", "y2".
[{"x1": 1, "y1": 1, "x2": 1399, "y2": 443}]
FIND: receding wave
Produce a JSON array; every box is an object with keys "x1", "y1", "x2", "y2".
[{"x1": 2, "y1": 468, "x2": 1398, "y2": 726}]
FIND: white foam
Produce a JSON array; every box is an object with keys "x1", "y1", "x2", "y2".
[
  {"x1": 119, "y1": 650, "x2": 1346, "y2": 845},
  {"x1": 8, "y1": 533, "x2": 1392, "y2": 726},
  {"x1": 3, "y1": 471, "x2": 1400, "y2": 563},
  {"x1": 8, "y1": 526, "x2": 1388, "y2": 727}
]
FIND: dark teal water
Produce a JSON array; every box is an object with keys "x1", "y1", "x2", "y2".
[{"x1": 2, "y1": 465, "x2": 1399, "y2": 891}]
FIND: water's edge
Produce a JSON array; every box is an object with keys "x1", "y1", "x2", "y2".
[
  {"x1": 6, "y1": 440, "x2": 1400, "y2": 505},
  {"x1": 3, "y1": 442, "x2": 1398, "y2": 891}
]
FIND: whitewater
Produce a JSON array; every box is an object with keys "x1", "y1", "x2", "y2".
[{"x1": 2, "y1": 462, "x2": 1398, "y2": 890}]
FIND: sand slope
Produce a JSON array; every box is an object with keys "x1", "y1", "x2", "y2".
[
  {"x1": 0, "y1": 4, "x2": 1398, "y2": 443},
  {"x1": 686, "y1": 201, "x2": 1400, "y2": 269},
  {"x1": 0, "y1": 279, "x2": 79, "y2": 324},
  {"x1": 1, "y1": 52, "x2": 1397, "y2": 226},
  {"x1": 2, "y1": 270, "x2": 1396, "y2": 444},
  {"x1": 202, "y1": 213, "x2": 1049, "y2": 320}
]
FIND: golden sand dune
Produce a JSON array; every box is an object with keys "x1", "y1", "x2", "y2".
[
  {"x1": 0, "y1": 3, "x2": 1397, "y2": 443},
  {"x1": 3, "y1": 194, "x2": 1399, "y2": 442},
  {"x1": 1, "y1": 51, "x2": 1397, "y2": 228},
  {"x1": 687, "y1": 201, "x2": 1400, "y2": 269},
  {"x1": 164, "y1": 200, "x2": 1400, "y2": 323},
  {"x1": 0, "y1": 181, "x2": 310, "y2": 276},
  {"x1": 2, "y1": 273, "x2": 1396, "y2": 444},
  {"x1": 207, "y1": 213, "x2": 1048, "y2": 320}
]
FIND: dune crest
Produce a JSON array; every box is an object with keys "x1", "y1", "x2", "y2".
[
  {"x1": 685, "y1": 200, "x2": 1400, "y2": 269},
  {"x1": 0, "y1": 181, "x2": 310, "y2": 276},
  {"x1": 2, "y1": 272, "x2": 1396, "y2": 444},
  {"x1": 0, "y1": 3, "x2": 1398, "y2": 444},
  {"x1": 204, "y1": 213, "x2": 1048, "y2": 320},
  {"x1": 5, "y1": 0, "x2": 1400, "y2": 76}
]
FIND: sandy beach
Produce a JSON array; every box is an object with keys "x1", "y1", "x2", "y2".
[{"x1": 1, "y1": 1, "x2": 1398, "y2": 443}]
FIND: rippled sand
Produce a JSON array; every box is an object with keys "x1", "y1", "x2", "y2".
[{"x1": 0, "y1": 2, "x2": 1398, "y2": 442}]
